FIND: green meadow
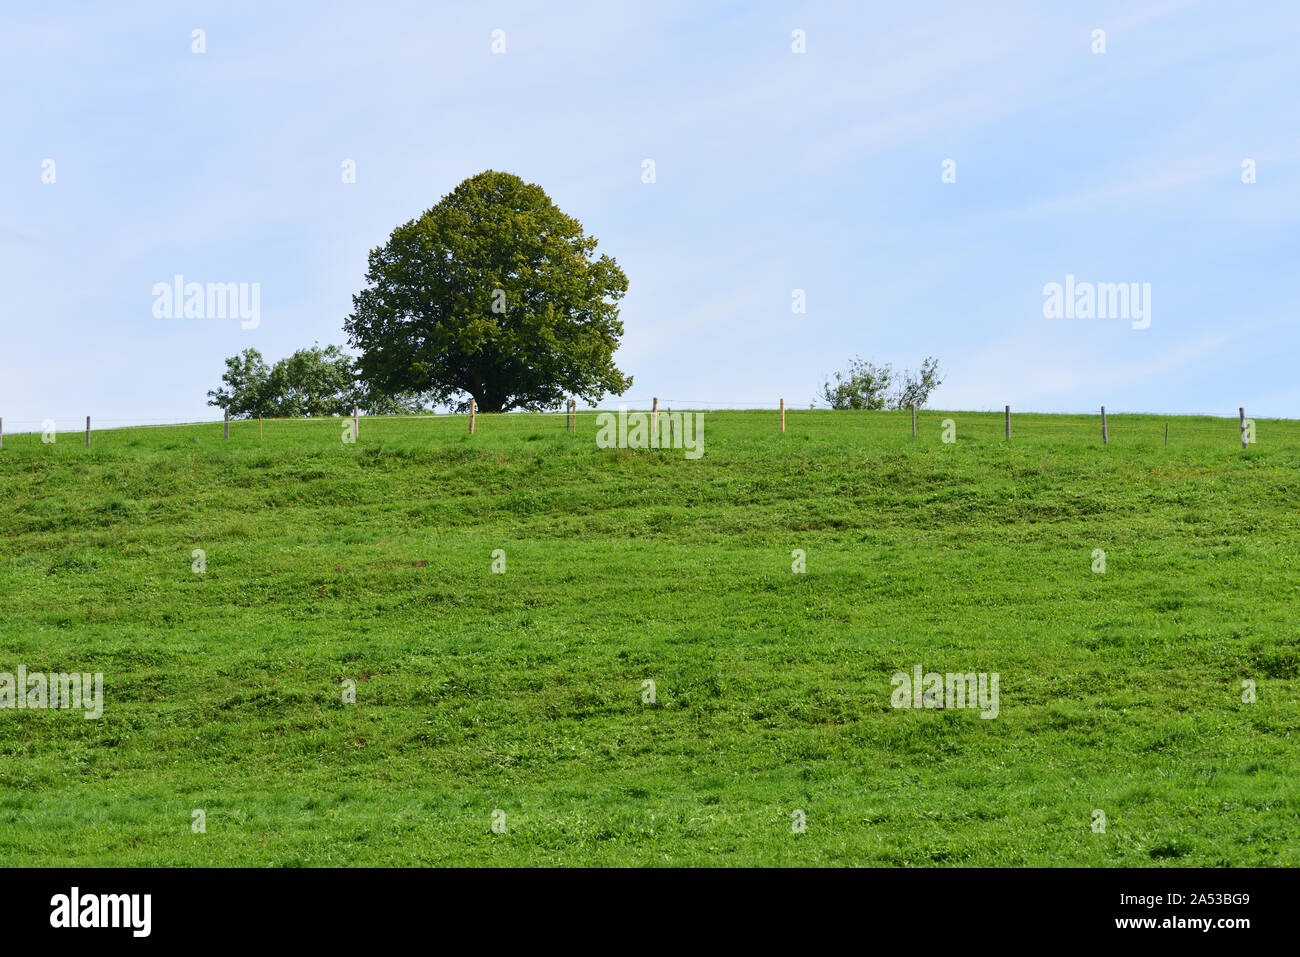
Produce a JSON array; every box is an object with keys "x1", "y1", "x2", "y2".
[{"x1": 0, "y1": 409, "x2": 1296, "y2": 866}]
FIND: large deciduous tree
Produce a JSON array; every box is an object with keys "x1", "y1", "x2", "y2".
[{"x1": 344, "y1": 170, "x2": 632, "y2": 413}]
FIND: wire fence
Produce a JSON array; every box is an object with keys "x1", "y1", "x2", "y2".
[{"x1": 0, "y1": 401, "x2": 1280, "y2": 452}]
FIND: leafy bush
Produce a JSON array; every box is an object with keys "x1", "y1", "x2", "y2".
[
  {"x1": 822, "y1": 356, "x2": 943, "y2": 410},
  {"x1": 206, "y1": 344, "x2": 430, "y2": 418}
]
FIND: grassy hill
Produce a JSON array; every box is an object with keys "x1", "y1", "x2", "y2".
[{"x1": 1, "y1": 408, "x2": 1296, "y2": 866}]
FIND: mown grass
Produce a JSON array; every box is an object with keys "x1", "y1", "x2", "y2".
[{"x1": 0, "y1": 408, "x2": 1296, "y2": 866}]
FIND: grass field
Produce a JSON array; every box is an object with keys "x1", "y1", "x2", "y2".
[{"x1": 1, "y1": 408, "x2": 1297, "y2": 866}]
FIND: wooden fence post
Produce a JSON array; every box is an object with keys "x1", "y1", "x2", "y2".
[
  {"x1": 779, "y1": 398, "x2": 785, "y2": 433},
  {"x1": 224, "y1": 410, "x2": 230, "y2": 441},
  {"x1": 259, "y1": 413, "x2": 263, "y2": 440},
  {"x1": 1164, "y1": 422, "x2": 1168, "y2": 447},
  {"x1": 911, "y1": 405, "x2": 916, "y2": 438},
  {"x1": 469, "y1": 398, "x2": 476, "y2": 434},
  {"x1": 1240, "y1": 407, "x2": 1247, "y2": 449},
  {"x1": 1005, "y1": 405, "x2": 1010, "y2": 439},
  {"x1": 651, "y1": 397, "x2": 659, "y2": 441},
  {"x1": 86, "y1": 416, "x2": 91, "y2": 447},
  {"x1": 570, "y1": 400, "x2": 576, "y2": 434},
  {"x1": 354, "y1": 405, "x2": 359, "y2": 440},
  {"x1": 1101, "y1": 406, "x2": 1108, "y2": 446}
]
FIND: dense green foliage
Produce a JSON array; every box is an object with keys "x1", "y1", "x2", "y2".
[
  {"x1": 345, "y1": 171, "x2": 631, "y2": 413},
  {"x1": 207, "y1": 345, "x2": 428, "y2": 418},
  {"x1": 0, "y1": 410, "x2": 1296, "y2": 865}
]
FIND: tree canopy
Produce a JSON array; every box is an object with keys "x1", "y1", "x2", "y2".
[
  {"x1": 344, "y1": 170, "x2": 631, "y2": 413},
  {"x1": 206, "y1": 345, "x2": 428, "y2": 418}
]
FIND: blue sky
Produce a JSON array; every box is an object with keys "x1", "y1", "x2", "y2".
[{"x1": 2, "y1": 0, "x2": 1298, "y2": 428}]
